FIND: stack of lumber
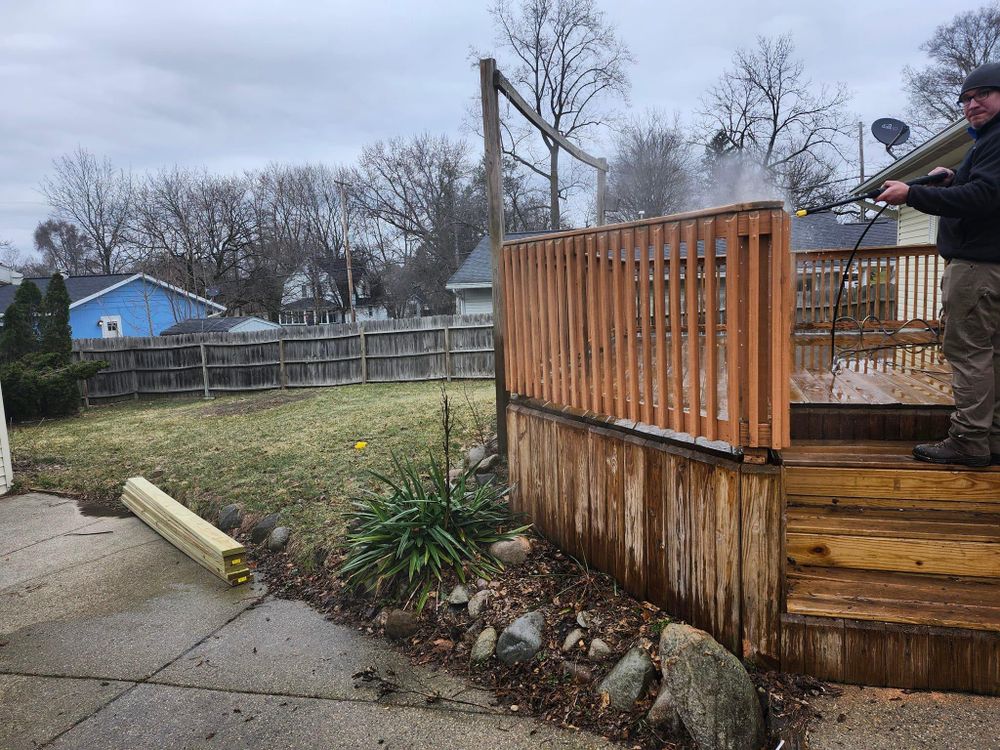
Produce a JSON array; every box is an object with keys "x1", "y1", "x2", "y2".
[{"x1": 122, "y1": 477, "x2": 252, "y2": 586}]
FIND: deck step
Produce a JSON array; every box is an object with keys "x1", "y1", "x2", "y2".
[
  {"x1": 786, "y1": 505, "x2": 1000, "y2": 577},
  {"x1": 786, "y1": 566, "x2": 1000, "y2": 631}
]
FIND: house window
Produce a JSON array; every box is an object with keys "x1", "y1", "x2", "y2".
[{"x1": 100, "y1": 315, "x2": 123, "y2": 338}]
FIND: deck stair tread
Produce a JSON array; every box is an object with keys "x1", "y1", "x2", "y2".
[
  {"x1": 786, "y1": 566, "x2": 1000, "y2": 632},
  {"x1": 784, "y1": 440, "x2": 1000, "y2": 470},
  {"x1": 787, "y1": 506, "x2": 1000, "y2": 543}
]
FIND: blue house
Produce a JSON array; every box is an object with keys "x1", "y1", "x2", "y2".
[{"x1": 0, "y1": 273, "x2": 226, "y2": 340}]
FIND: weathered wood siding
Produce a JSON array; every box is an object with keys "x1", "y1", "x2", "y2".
[
  {"x1": 74, "y1": 315, "x2": 494, "y2": 401},
  {"x1": 507, "y1": 401, "x2": 783, "y2": 665}
]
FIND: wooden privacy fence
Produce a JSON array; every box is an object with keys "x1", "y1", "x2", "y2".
[
  {"x1": 499, "y1": 201, "x2": 793, "y2": 450},
  {"x1": 73, "y1": 315, "x2": 494, "y2": 402},
  {"x1": 794, "y1": 244, "x2": 941, "y2": 329}
]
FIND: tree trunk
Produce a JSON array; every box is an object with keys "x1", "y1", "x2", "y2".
[{"x1": 549, "y1": 145, "x2": 560, "y2": 230}]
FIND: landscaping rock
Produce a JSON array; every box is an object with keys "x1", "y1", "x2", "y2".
[
  {"x1": 266, "y1": 526, "x2": 291, "y2": 552},
  {"x1": 250, "y1": 513, "x2": 280, "y2": 544},
  {"x1": 468, "y1": 590, "x2": 490, "y2": 618},
  {"x1": 496, "y1": 611, "x2": 544, "y2": 665},
  {"x1": 577, "y1": 610, "x2": 594, "y2": 629},
  {"x1": 597, "y1": 647, "x2": 655, "y2": 710},
  {"x1": 588, "y1": 638, "x2": 612, "y2": 661},
  {"x1": 471, "y1": 626, "x2": 497, "y2": 664},
  {"x1": 217, "y1": 504, "x2": 242, "y2": 532},
  {"x1": 474, "y1": 473, "x2": 494, "y2": 487},
  {"x1": 462, "y1": 618, "x2": 484, "y2": 645},
  {"x1": 561, "y1": 628, "x2": 586, "y2": 653},
  {"x1": 384, "y1": 609, "x2": 420, "y2": 640},
  {"x1": 488, "y1": 536, "x2": 531, "y2": 566},
  {"x1": 647, "y1": 683, "x2": 684, "y2": 734},
  {"x1": 465, "y1": 443, "x2": 487, "y2": 468},
  {"x1": 658, "y1": 623, "x2": 764, "y2": 750},
  {"x1": 312, "y1": 546, "x2": 328, "y2": 568},
  {"x1": 447, "y1": 584, "x2": 471, "y2": 605},
  {"x1": 476, "y1": 453, "x2": 500, "y2": 473},
  {"x1": 448, "y1": 468, "x2": 464, "y2": 484}
]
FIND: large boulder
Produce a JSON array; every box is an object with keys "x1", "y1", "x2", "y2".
[
  {"x1": 496, "y1": 611, "x2": 544, "y2": 665},
  {"x1": 597, "y1": 647, "x2": 655, "y2": 710},
  {"x1": 658, "y1": 624, "x2": 764, "y2": 750}
]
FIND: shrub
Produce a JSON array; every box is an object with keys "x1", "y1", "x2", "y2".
[
  {"x1": 1, "y1": 352, "x2": 106, "y2": 421},
  {"x1": 340, "y1": 454, "x2": 528, "y2": 611}
]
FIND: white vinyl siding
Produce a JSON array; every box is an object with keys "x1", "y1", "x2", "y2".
[
  {"x1": 0, "y1": 381, "x2": 13, "y2": 494},
  {"x1": 455, "y1": 288, "x2": 493, "y2": 315},
  {"x1": 897, "y1": 205, "x2": 938, "y2": 245}
]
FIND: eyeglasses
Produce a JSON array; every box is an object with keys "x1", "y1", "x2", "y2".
[{"x1": 958, "y1": 88, "x2": 997, "y2": 107}]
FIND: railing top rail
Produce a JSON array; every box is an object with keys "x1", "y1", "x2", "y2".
[
  {"x1": 501, "y1": 201, "x2": 786, "y2": 248},
  {"x1": 795, "y1": 243, "x2": 937, "y2": 261}
]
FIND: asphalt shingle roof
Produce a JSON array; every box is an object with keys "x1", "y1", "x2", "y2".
[
  {"x1": 0, "y1": 274, "x2": 133, "y2": 311},
  {"x1": 447, "y1": 215, "x2": 899, "y2": 287},
  {"x1": 160, "y1": 316, "x2": 273, "y2": 335}
]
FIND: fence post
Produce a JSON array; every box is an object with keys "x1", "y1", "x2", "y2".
[
  {"x1": 444, "y1": 324, "x2": 452, "y2": 382},
  {"x1": 199, "y1": 343, "x2": 212, "y2": 399},
  {"x1": 73, "y1": 350, "x2": 90, "y2": 408},
  {"x1": 129, "y1": 348, "x2": 139, "y2": 400},
  {"x1": 359, "y1": 327, "x2": 368, "y2": 384},
  {"x1": 278, "y1": 336, "x2": 287, "y2": 389}
]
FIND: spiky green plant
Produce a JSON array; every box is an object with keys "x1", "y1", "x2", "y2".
[{"x1": 340, "y1": 453, "x2": 528, "y2": 611}]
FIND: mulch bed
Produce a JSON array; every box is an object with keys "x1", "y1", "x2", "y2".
[{"x1": 253, "y1": 532, "x2": 835, "y2": 749}]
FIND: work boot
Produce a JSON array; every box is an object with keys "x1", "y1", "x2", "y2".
[
  {"x1": 992, "y1": 453, "x2": 1000, "y2": 466},
  {"x1": 912, "y1": 439, "x2": 990, "y2": 467}
]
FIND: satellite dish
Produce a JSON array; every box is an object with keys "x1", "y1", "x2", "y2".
[{"x1": 871, "y1": 118, "x2": 911, "y2": 154}]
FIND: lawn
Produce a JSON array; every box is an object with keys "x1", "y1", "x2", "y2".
[{"x1": 11, "y1": 381, "x2": 496, "y2": 561}]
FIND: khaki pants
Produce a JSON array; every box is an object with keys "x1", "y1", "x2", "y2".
[{"x1": 941, "y1": 260, "x2": 1000, "y2": 454}]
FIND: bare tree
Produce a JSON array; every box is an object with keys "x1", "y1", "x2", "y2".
[
  {"x1": 354, "y1": 134, "x2": 484, "y2": 313},
  {"x1": 487, "y1": 0, "x2": 632, "y2": 229},
  {"x1": 608, "y1": 111, "x2": 696, "y2": 221},
  {"x1": 903, "y1": 3, "x2": 1000, "y2": 138},
  {"x1": 39, "y1": 147, "x2": 133, "y2": 274},
  {"x1": 697, "y1": 34, "x2": 851, "y2": 208},
  {"x1": 33, "y1": 219, "x2": 98, "y2": 275}
]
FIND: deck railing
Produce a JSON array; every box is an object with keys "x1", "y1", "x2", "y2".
[
  {"x1": 794, "y1": 244, "x2": 941, "y2": 329},
  {"x1": 499, "y1": 201, "x2": 792, "y2": 450}
]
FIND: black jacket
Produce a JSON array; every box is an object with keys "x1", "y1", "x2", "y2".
[{"x1": 907, "y1": 114, "x2": 1000, "y2": 262}]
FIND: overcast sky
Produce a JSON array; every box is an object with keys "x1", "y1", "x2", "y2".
[{"x1": 0, "y1": 0, "x2": 989, "y2": 256}]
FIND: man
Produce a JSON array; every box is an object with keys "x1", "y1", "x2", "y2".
[{"x1": 877, "y1": 62, "x2": 1000, "y2": 467}]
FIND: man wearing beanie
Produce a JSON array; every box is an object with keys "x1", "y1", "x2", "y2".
[{"x1": 877, "y1": 62, "x2": 1000, "y2": 467}]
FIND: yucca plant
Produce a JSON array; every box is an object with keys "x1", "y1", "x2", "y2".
[{"x1": 339, "y1": 453, "x2": 529, "y2": 611}]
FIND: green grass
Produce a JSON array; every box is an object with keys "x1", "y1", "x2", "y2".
[{"x1": 11, "y1": 382, "x2": 496, "y2": 561}]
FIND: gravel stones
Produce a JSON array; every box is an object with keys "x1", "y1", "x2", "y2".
[{"x1": 447, "y1": 584, "x2": 471, "y2": 605}]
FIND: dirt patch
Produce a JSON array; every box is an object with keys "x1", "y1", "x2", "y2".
[
  {"x1": 200, "y1": 392, "x2": 316, "y2": 417},
  {"x1": 252, "y1": 531, "x2": 829, "y2": 749}
]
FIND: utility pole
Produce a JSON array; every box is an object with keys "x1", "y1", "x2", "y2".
[
  {"x1": 858, "y1": 121, "x2": 866, "y2": 221},
  {"x1": 336, "y1": 180, "x2": 357, "y2": 323}
]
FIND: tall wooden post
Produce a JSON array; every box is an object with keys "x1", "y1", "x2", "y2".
[
  {"x1": 338, "y1": 180, "x2": 357, "y2": 323},
  {"x1": 481, "y1": 58, "x2": 508, "y2": 457},
  {"x1": 596, "y1": 157, "x2": 608, "y2": 225}
]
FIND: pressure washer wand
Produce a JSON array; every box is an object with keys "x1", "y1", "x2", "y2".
[{"x1": 794, "y1": 172, "x2": 948, "y2": 217}]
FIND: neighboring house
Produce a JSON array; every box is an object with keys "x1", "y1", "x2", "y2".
[
  {"x1": 160, "y1": 316, "x2": 281, "y2": 336},
  {"x1": 279, "y1": 278, "x2": 392, "y2": 326},
  {"x1": 446, "y1": 219, "x2": 896, "y2": 315},
  {"x1": 853, "y1": 117, "x2": 968, "y2": 246},
  {"x1": 0, "y1": 273, "x2": 225, "y2": 340}
]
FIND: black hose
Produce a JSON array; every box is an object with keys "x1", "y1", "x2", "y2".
[{"x1": 828, "y1": 204, "x2": 890, "y2": 371}]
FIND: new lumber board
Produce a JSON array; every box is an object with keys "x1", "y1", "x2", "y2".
[
  {"x1": 785, "y1": 465, "x2": 1000, "y2": 502},
  {"x1": 122, "y1": 487, "x2": 245, "y2": 571},
  {"x1": 122, "y1": 477, "x2": 251, "y2": 586}
]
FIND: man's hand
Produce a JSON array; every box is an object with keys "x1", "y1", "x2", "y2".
[
  {"x1": 875, "y1": 180, "x2": 910, "y2": 205},
  {"x1": 928, "y1": 166, "x2": 955, "y2": 186}
]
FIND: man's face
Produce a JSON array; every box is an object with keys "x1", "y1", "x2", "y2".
[{"x1": 962, "y1": 87, "x2": 1000, "y2": 129}]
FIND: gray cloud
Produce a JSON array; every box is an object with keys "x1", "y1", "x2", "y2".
[{"x1": 0, "y1": 0, "x2": 986, "y2": 253}]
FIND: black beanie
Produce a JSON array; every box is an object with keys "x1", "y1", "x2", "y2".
[{"x1": 961, "y1": 62, "x2": 1000, "y2": 96}]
